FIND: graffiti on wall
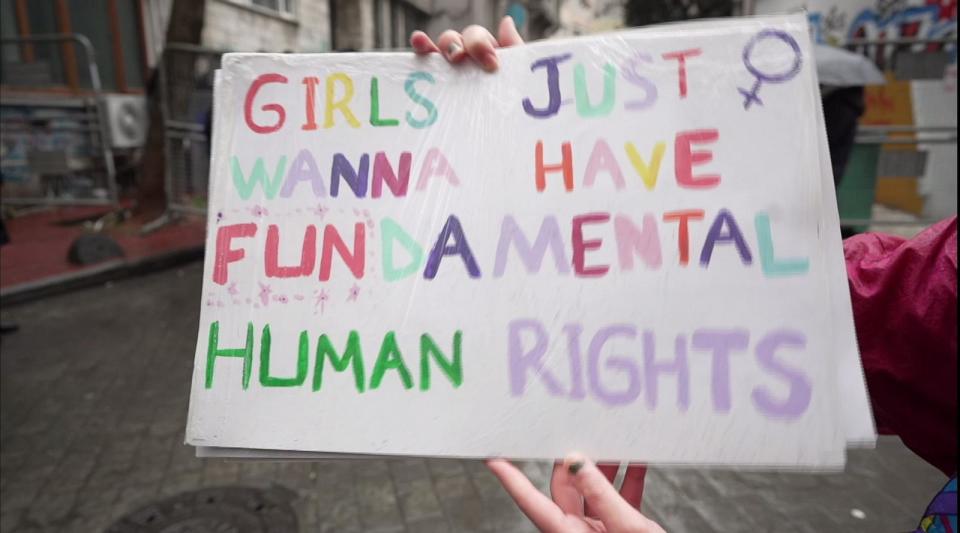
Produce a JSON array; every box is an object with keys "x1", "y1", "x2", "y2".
[{"x1": 809, "y1": 0, "x2": 956, "y2": 69}]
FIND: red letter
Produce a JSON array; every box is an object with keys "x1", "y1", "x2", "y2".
[
  {"x1": 675, "y1": 129, "x2": 720, "y2": 189},
  {"x1": 265, "y1": 224, "x2": 317, "y2": 278},
  {"x1": 535, "y1": 141, "x2": 574, "y2": 192},
  {"x1": 663, "y1": 210, "x2": 705, "y2": 266},
  {"x1": 661, "y1": 48, "x2": 701, "y2": 98},
  {"x1": 213, "y1": 223, "x2": 258, "y2": 284},
  {"x1": 302, "y1": 76, "x2": 320, "y2": 130},
  {"x1": 572, "y1": 212, "x2": 610, "y2": 277},
  {"x1": 244, "y1": 73, "x2": 288, "y2": 134},
  {"x1": 319, "y1": 223, "x2": 366, "y2": 281}
]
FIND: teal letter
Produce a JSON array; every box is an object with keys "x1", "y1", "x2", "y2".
[
  {"x1": 370, "y1": 332, "x2": 414, "y2": 390},
  {"x1": 205, "y1": 321, "x2": 253, "y2": 389},
  {"x1": 573, "y1": 63, "x2": 616, "y2": 118},
  {"x1": 232, "y1": 156, "x2": 288, "y2": 200},
  {"x1": 259, "y1": 327, "x2": 309, "y2": 387},
  {"x1": 313, "y1": 331, "x2": 366, "y2": 392},
  {"x1": 755, "y1": 213, "x2": 809, "y2": 277},
  {"x1": 420, "y1": 331, "x2": 463, "y2": 390},
  {"x1": 404, "y1": 71, "x2": 438, "y2": 129},
  {"x1": 381, "y1": 217, "x2": 423, "y2": 281}
]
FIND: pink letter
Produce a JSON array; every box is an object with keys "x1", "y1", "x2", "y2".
[
  {"x1": 583, "y1": 139, "x2": 626, "y2": 190},
  {"x1": 661, "y1": 48, "x2": 701, "y2": 98},
  {"x1": 265, "y1": 224, "x2": 317, "y2": 278},
  {"x1": 213, "y1": 223, "x2": 257, "y2": 285},
  {"x1": 572, "y1": 213, "x2": 611, "y2": 278},
  {"x1": 675, "y1": 129, "x2": 720, "y2": 189}
]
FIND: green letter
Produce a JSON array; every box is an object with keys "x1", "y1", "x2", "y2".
[
  {"x1": 370, "y1": 332, "x2": 414, "y2": 390},
  {"x1": 369, "y1": 77, "x2": 399, "y2": 127},
  {"x1": 755, "y1": 213, "x2": 809, "y2": 277},
  {"x1": 259, "y1": 327, "x2": 309, "y2": 387},
  {"x1": 420, "y1": 331, "x2": 463, "y2": 390},
  {"x1": 313, "y1": 331, "x2": 366, "y2": 392},
  {"x1": 231, "y1": 156, "x2": 288, "y2": 200},
  {"x1": 381, "y1": 217, "x2": 423, "y2": 281},
  {"x1": 205, "y1": 321, "x2": 253, "y2": 389},
  {"x1": 404, "y1": 71, "x2": 438, "y2": 129},
  {"x1": 574, "y1": 63, "x2": 616, "y2": 118}
]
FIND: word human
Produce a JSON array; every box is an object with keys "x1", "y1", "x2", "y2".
[{"x1": 205, "y1": 322, "x2": 463, "y2": 392}]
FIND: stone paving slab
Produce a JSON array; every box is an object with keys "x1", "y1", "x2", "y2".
[{"x1": 0, "y1": 262, "x2": 948, "y2": 532}]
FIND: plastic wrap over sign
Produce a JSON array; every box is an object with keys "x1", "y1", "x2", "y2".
[{"x1": 185, "y1": 13, "x2": 875, "y2": 467}]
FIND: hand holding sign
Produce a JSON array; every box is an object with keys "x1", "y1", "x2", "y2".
[{"x1": 186, "y1": 13, "x2": 874, "y2": 468}]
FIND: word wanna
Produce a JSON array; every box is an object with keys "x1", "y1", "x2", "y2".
[
  {"x1": 213, "y1": 210, "x2": 809, "y2": 285},
  {"x1": 205, "y1": 322, "x2": 462, "y2": 392},
  {"x1": 228, "y1": 130, "x2": 722, "y2": 200},
  {"x1": 509, "y1": 321, "x2": 812, "y2": 418}
]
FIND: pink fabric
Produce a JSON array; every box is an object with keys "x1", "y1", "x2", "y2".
[{"x1": 844, "y1": 216, "x2": 958, "y2": 475}]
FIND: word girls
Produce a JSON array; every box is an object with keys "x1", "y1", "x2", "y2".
[
  {"x1": 520, "y1": 48, "x2": 702, "y2": 118},
  {"x1": 242, "y1": 71, "x2": 439, "y2": 134}
]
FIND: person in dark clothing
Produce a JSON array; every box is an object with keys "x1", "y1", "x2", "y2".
[{"x1": 822, "y1": 85, "x2": 866, "y2": 188}]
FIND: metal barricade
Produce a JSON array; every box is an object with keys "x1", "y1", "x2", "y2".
[
  {"x1": 142, "y1": 42, "x2": 224, "y2": 233},
  {"x1": 0, "y1": 34, "x2": 118, "y2": 207}
]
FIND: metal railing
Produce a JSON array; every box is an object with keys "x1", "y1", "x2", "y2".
[{"x1": 142, "y1": 42, "x2": 224, "y2": 233}]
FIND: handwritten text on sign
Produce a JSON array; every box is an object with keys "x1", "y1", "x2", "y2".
[{"x1": 187, "y1": 14, "x2": 848, "y2": 466}]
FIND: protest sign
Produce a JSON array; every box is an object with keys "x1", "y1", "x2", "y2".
[{"x1": 186, "y1": 13, "x2": 874, "y2": 466}]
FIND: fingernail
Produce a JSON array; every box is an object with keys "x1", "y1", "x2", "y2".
[
  {"x1": 568, "y1": 461, "x2": 584, "y2": 475},
  {"x1": 446, "y1": 41, "x2": 462, "y2": 59},
  {"x1": 480, "y1": 52, "x2": 499, "y2": 71}
]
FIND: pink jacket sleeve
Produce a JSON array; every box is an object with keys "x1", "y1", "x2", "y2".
[{"x1": 844, "y1": 216, "x2": 958, "y2": 476}]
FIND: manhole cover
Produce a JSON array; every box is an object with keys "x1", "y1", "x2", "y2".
[{"x1": 105, "y1": 486, "x2": 298, "y2": 533}]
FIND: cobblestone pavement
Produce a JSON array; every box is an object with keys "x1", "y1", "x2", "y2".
[{"x1": 0, "y1": 262, "x2": 949, "y2": 532}]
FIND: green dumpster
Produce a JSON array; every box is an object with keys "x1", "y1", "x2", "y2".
[{"x1": 836, "y1": 144, "x2": 882, "y2": 234}]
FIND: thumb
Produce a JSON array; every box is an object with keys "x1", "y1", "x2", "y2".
[{"x1": 563, "y1": 454, "x2": 663, "y2": 533}]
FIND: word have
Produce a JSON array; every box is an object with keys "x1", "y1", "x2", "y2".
[
  {"x1": 534, "y1": 129, "x2": 721, "y2": 192},
  {"x1": 509, "y1": 321, "x2": 812, "y2": 419},
  {"x1": 244, "y1": 71, "x2": 437, "y2": 134},
  {"x1": 522, "y1": 48, "x2": 702, "y2": 119},
  {"x1": 212, "y1": 208, "x2": 808, "y2": 285},
  {"x1": 204, "y1": 322, "x2": 463, "y2": 392}
]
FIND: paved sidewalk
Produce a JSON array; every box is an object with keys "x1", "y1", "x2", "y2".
[{"x1": 0, "y1": 262, "x2": 949, "y2": 532}]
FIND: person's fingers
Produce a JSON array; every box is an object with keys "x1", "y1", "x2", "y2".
[
  {"x1": 564, "y1": 454, "x2": 661, "y2": 533},
  {"x1": 461, "y1": 24, "x2": 500, "y2": 71},
  {"x1": 486, "y1": 459, "x2": 568, "y2": 531},
  {"x1": 619, "y1": 465, "x2": 649, "y2": 511},
  {"x1": 497, "y1": 15, "x2": 524, "y2": 47},
  {"x1": 584, "y1": 463, "x2": 619, "y2": 518},
  {"x1": 410, "y1": 31, "x2": 439, "y2": 54},
  {"x1": 436, "y1": 30, "x2": 466, "y2": 63},
  {"x1": 550, "y1": 461, "x2": 583, "y2": 516}
]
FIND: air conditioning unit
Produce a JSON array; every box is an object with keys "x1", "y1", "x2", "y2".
[{"x1": 101, "y1": 94, "x2": 149, "y2": 148}]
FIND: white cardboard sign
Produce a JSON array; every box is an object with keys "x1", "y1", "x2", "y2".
[{"x1": 186, "y1": 13, "x2": 874, "y2": 467}]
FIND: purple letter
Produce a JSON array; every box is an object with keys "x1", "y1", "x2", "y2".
[
  {"x1": 621, "y1": 52, "x2": 658, "y2": 110},
  {"x1": 692, "y1": 329, "x2": 749, "y2": 413},
  {"x1": 281, "y1": 149, "x2": 327, "y2": 198},
  {"x1": 700, "y1": 209, "x2": 753, "y2": 267},
  {"x1": 508, "y1": 319, "x2": 566, "y2": 397},
  {"x1": 588, "y1": 325, "x2": 641, "y2": 406},
  {"x1": 330, "y1": 152, "x2": 369, "y2": 198},
  {"x1": 643, "y1": 332, "x2": 690, "y2": 411},
  {"x1": 494, "y1": 215, "x2": 570, "y2": 277},
  {"x1": 522, "y1": 54, "x2": 572, "y2": 118},
  {"x1": 752, "y1": 329, "x2": 812, "y2": 420},
  {"x1": 563, "y1": 323, "x2": 586, "y2": 399},
  {"x1": 424, "y1": 215, "x2": 481, "y2": 279}
]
